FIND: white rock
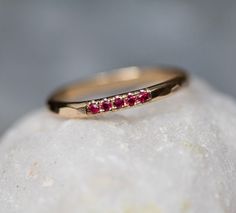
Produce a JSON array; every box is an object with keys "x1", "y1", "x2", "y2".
[{"x1": 0, "y1": 79, "x2": 236, "y2": 213}]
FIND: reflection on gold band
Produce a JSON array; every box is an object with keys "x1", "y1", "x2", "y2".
[{"x1": 47, "y1": 67, "x2": 188, "y2": 118}]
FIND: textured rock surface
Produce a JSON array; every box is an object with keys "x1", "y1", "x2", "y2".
[{"x1": 0, "y1": 79, "x2": 236, "y2": 213}]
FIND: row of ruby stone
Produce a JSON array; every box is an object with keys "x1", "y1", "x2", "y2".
[{"x1": 87, "y1": 90, "x2": 151, "y2": 114}]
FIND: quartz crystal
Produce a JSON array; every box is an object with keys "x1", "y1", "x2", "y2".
[{"x1": 0, "y1": 79, "x2": 236, "y2": 213}]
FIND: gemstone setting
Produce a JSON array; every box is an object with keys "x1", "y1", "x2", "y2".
[
  {"x1": 101, "y1": 99, "x2": 112, "y2": 112},
  {"x1": 114, "y1": 96, "x2": 125, "y2": 109},
  {"x1": 138, "y1": 90, "x2": 151, "y2": 103},
  {"x1": 87, "y1": 103, "x2": 100, "y2": 114},
  {"x1": 126, "y1": 93, "x2": 137, "y2": 106},
  {"x1": 86, "y1": 89, "x2": 151, "y2": 115}
]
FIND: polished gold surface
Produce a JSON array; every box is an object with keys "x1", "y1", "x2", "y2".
[{"x1": 47, "y1": 67, "x2": 188, "y2": 118}]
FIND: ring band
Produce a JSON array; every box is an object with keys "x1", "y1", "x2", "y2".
[{"x1": 47, "y1": 67, "x2": 188, "y2": 118}]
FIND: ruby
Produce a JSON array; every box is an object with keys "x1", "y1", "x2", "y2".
[
  {"x1": 87, "y1": 103, "x2": 100, "y2": 114},
  {"x1": 138, "y1": 90, "x2": 151, "y2": 103},
  {"x1": 101, "y1": 100, "x2": 112, "y2": 112},
  {"x1": 126, "y1": 93, "x2": 136, "y2": 106},
  {"x1": 114, "y1": 97, "x2": 124, "y2": 109}
]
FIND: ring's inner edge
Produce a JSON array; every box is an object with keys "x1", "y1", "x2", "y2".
[{"x1": 51, "y1": 67, "x2": 184, "y2": 102}]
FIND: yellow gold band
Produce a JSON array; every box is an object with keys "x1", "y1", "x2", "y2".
[{"x1": 47, "y1": 67, "x2": 188, "y2": 118}]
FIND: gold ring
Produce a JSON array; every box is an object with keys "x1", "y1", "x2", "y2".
[{"x1": 47, "y1": 67, "x2": 188, "y2": 118}]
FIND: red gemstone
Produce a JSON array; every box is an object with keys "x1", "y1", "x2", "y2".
[
  {"x1": 88, "y1": 103, "x2": 100, "y2": 114},
  {"x1": 101, "y1": 100, "x2": 112, "y2": 111},
  {"x1": 126, "y1": 94, "x2": 136, "y2": 106},
  {"x1": 114, "y1": 97, "x2": 124, "y2": 109},
  {"x1": 138, "y1": 90, "x2": 151, "y2": 103}
]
